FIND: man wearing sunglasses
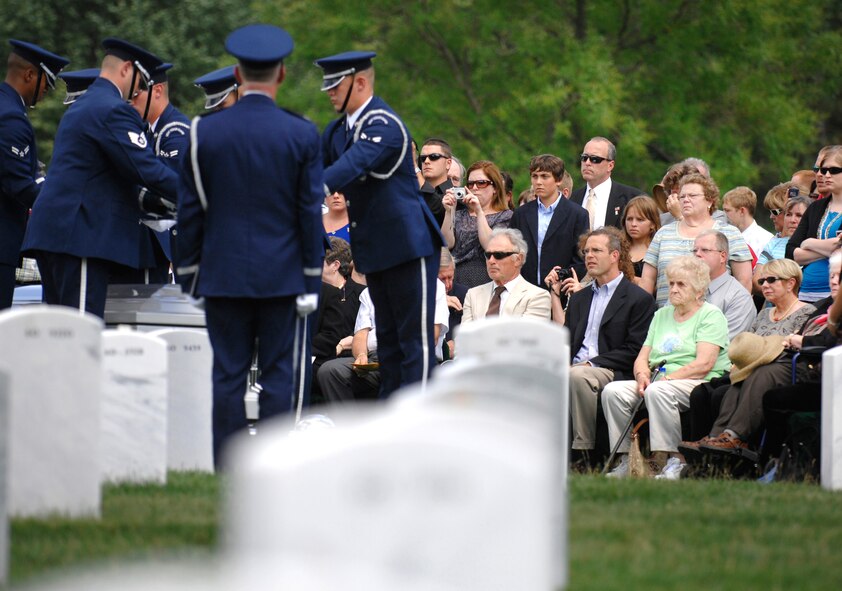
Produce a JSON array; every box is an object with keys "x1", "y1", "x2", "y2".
[
  {"x1": 571, "y1": 137, "x2": 643, "y2": 230},
  {"x1": 417, "y1": 137, "x2": 454, "y2": 226},
  {"x1": 0, "y1": 40, "x2": 68, "y2": 310},
  {"x1": 462, "y1": 228, "x2": 550, "y2": 322},
  {"x1": 22, "y1": 38, "x2": 178, "y2": 319}
]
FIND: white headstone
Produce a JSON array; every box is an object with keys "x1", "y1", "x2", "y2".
[
  {"x1": 101, "y1": 329, "x2": 168, "y2": 484},
  {"x1": 396, "y1": 359, "x2": 569, "y2": 588},
  {"x1": 0, "y1": 307, "x2": 102, "y2": 518},
  {"x1": 821, "y1": 346, "x2": 842, "y2": 490},
  {"x1": 149, "y1": 329, "x2": 213, "y2": 472},
  {"x1": 224, "y1": 403, "x2": 557, "y2": 590},
  {"x1": 455, "y1": 316, "x2": 568, "y2": 373},
  {"x1": 0, "y1": 373, "x2": 8, "y2": 586}
]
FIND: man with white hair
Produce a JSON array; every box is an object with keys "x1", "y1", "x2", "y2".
[{"x1": 463, "y1": 228, "x2": 551, "y2": 321}]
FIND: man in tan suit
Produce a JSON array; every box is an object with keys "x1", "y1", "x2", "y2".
[{"x1": 463, "y1": 228, "x2": 551, "y2": 322}]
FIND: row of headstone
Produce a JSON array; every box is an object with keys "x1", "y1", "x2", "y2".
[
  {"x1": 0, "y1": 307, "x2": 214, "y2": 520},
  {"x1": 18, "y1": 315, "x2": 569, "y2": 590}
]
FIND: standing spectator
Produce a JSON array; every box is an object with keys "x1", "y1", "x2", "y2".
[
  {"x1": 721, "y1": 186, "x2": 773, "y2": 262},
  {"x1": 323, "y1": 191, "x2": 350, "y2": 242},
  {"x1": 1, "y1": 40, "x2": 68, "y2": 309},
  {"x1": 622, "y1": 195, "x2": 661, "y2": 279},
  {"x1": 571, "y1": 136, "x2": 642, "y2": 230},
  {"x1": 177, "y1": 25, "x2": 325, "y2": 465},
  {"x1": 655, "y1": 160, "x2": 728, "y2": 226},
  {"x1": 762, "y1": 182, "x2": 791, "y2": 238},
  {"x1": 787, "y1": 145, "x2": 842, "y2": 302},
  {"x1": 448, "y1": 156, "x2": 464, "y2": 186},
  {"x1": 418, "y1": 137, "x2": 454, "y2": 226},
  {"x1": 510, "y1": 154, "x2": 588, "y2": 287},
  {"x1": 316, "y1": 50, "x2": 443, "y2": 397},
  {"x1": 640, "y1": 174, "x2": 752, "y2": 307},
  {"x1": 757, "y1": 195, "x2": 810, "y2": 267},
  {"x1": 442, "y1": 160, "x2": 513, "y2": 288}
]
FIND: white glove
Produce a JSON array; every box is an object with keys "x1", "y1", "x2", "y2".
[
  {"x1": 141, "y1": 219, "x2": 177, "y2": 232},
  {"x1": 187, "y1": 295, "x2": 205, "y2": 310},
  {"x1": 296, "y1": 293, "x2": 319, "y2": 316}
]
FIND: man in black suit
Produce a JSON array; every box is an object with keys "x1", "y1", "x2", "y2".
[
  {"x1": 548, "y1": 227, "x2": 655, "y2": 459},
  {"x1": 571, "y1": 137, "x2": 643, "y2": 230},
  {"x1": 510, "y1": 154, "x2": 589, "y2": 287}
]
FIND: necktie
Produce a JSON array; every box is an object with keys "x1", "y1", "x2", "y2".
[
  {"x1": 486, "y1": 285, "x2": 506, "y2": 317},
  {"x1": 586, "y1": 188, "x2": 597, "y2": 229}
]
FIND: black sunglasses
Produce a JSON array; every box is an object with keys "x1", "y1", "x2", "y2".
[
  {"x1": 812, "y1": 166, "x2": 842, "y2": 175},
  {"x1": 757, "y1": 276, "x2": 782, "y2": 285},
  {"x1": 418, "y1": 153, "x2": 447, "y2": 163},
  {"x1": 580, "y1": 154, "x2": 611, "y2": 164},
  {"x1": 484, "y1": 251, "x2": 517, "y2": 260},
  {"x1": 467, "y1": 179, "x2": 494, "y2": 189},
  {"x1": 770, "y1": 208, "x2": 783, "y2": 216}
]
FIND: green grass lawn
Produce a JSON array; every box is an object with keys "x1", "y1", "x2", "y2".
[{"x1": 8, "y1": 472, "x2": 842, "y2": 589}]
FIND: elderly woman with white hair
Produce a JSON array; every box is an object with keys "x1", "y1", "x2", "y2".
[{"x1": 602, "y1": 255, "x2": 730, "y2": 480}]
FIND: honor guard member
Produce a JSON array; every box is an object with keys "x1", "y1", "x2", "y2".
[
  {"x1": 316, "y1": 51, "x2": 444, "y2": 398},
  {"x1": 177, "y1": 24, "x2": 325, "y2": 466},
  {"x1": 21, "y1": 38, "x2": 178, "y2": 318},
  {"x1": 194, "y1": 65, "x2": 238, "y2": 111},
  {"x1": 57, "y1": 68, "x2": 99, "y2": 104},
  {"x1": 0, "y1": 40, "x2": 69, "y2": 309},
  {"x1": 129, "y1": 61, "x2": 190, "y2": 283}
]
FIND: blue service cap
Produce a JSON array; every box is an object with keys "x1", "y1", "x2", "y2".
[
  {"x1": 225, "y1": 24, "x2": 293, "y2": 68},
  {"x1": 8, "y1": 40, "x2": 70, "y2": 88},
  {"x1": 149, "y1": 62, "x2": 173, "y2": 85},
  {"x1": 101, "y1": 37, "x2": 164, "y2": 83},
  {"x1": 314, "y1": 51, "x2": 376, "y2": 91},
  {"x1": 194, "y1": 65, "x2": 238, "y2": 110},
  {"x1": 57, "y1": 68, "x2": 100, "y2": 104}
]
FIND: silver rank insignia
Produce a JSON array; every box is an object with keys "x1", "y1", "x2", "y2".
[
  {"x1": 128, "y1": 131, "x2": 148, "y2": 149},
  {"x1": 10, "y1": 145, "x2": 30, "y2": 157}
]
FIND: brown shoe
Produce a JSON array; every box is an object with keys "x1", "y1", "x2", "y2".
[{"x1": 700, "y1": 433, "x2": 749, "y2": 452}]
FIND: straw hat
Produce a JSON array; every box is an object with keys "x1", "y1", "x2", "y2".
[{"x1": 728, "y1": 332, "x2": 785, "y2": 384}]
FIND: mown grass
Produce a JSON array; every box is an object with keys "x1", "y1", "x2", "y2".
[
  {"x1": 9, "y1": 472, "x2": 219, "y2": 585},
  {"x1": 8, "y1": 473, "x2": 842, "y2": 589}
]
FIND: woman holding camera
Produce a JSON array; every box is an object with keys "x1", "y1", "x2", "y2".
[{"x1": 442, "y1": 160, "x2": 513, "y2": 288}]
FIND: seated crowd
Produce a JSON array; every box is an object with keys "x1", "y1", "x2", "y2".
[{"x1": 311, "y1": 137, "x2": 842, "y2": 481}]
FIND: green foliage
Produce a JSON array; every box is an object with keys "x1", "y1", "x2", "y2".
[
  {"x1": 2, "y1": 0, "x2": 840, "y2": 195},
  {"x1": 0, "y1": 0, "x2": 252, "y2": 159}
]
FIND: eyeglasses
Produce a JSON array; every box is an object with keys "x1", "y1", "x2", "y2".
[
  {"x1": 580, "y1": 154, "x2": 611, "y2": 164},
  {"x1": 770, "y1": 208, "x2": 783, "y2": 216},
  {"x1": 813, "y1": 166, "x2": 842, "y2": 175},
  {"x1": 757, "y1": 276, "x2": 782, "y2": 285},
  {"x1": 466, "y1": 179, "x2": 494, "y2": 189},
  {"x1": 484, "y1": 251, "x2": 517, "y2": 260},
  {"x1": 692, "y1": 247, "x2": 722, "y2": 255},
  {"x1": 418, "y1": 153, "x2": 447, "y2": 163},
  {"x1": 679, "y1": 193, "x2": 706, "y2": 201}
]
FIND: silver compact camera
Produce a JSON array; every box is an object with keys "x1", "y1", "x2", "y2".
[{"x1": 452, "y1": 187, "x2": 467, "y2": 201}]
